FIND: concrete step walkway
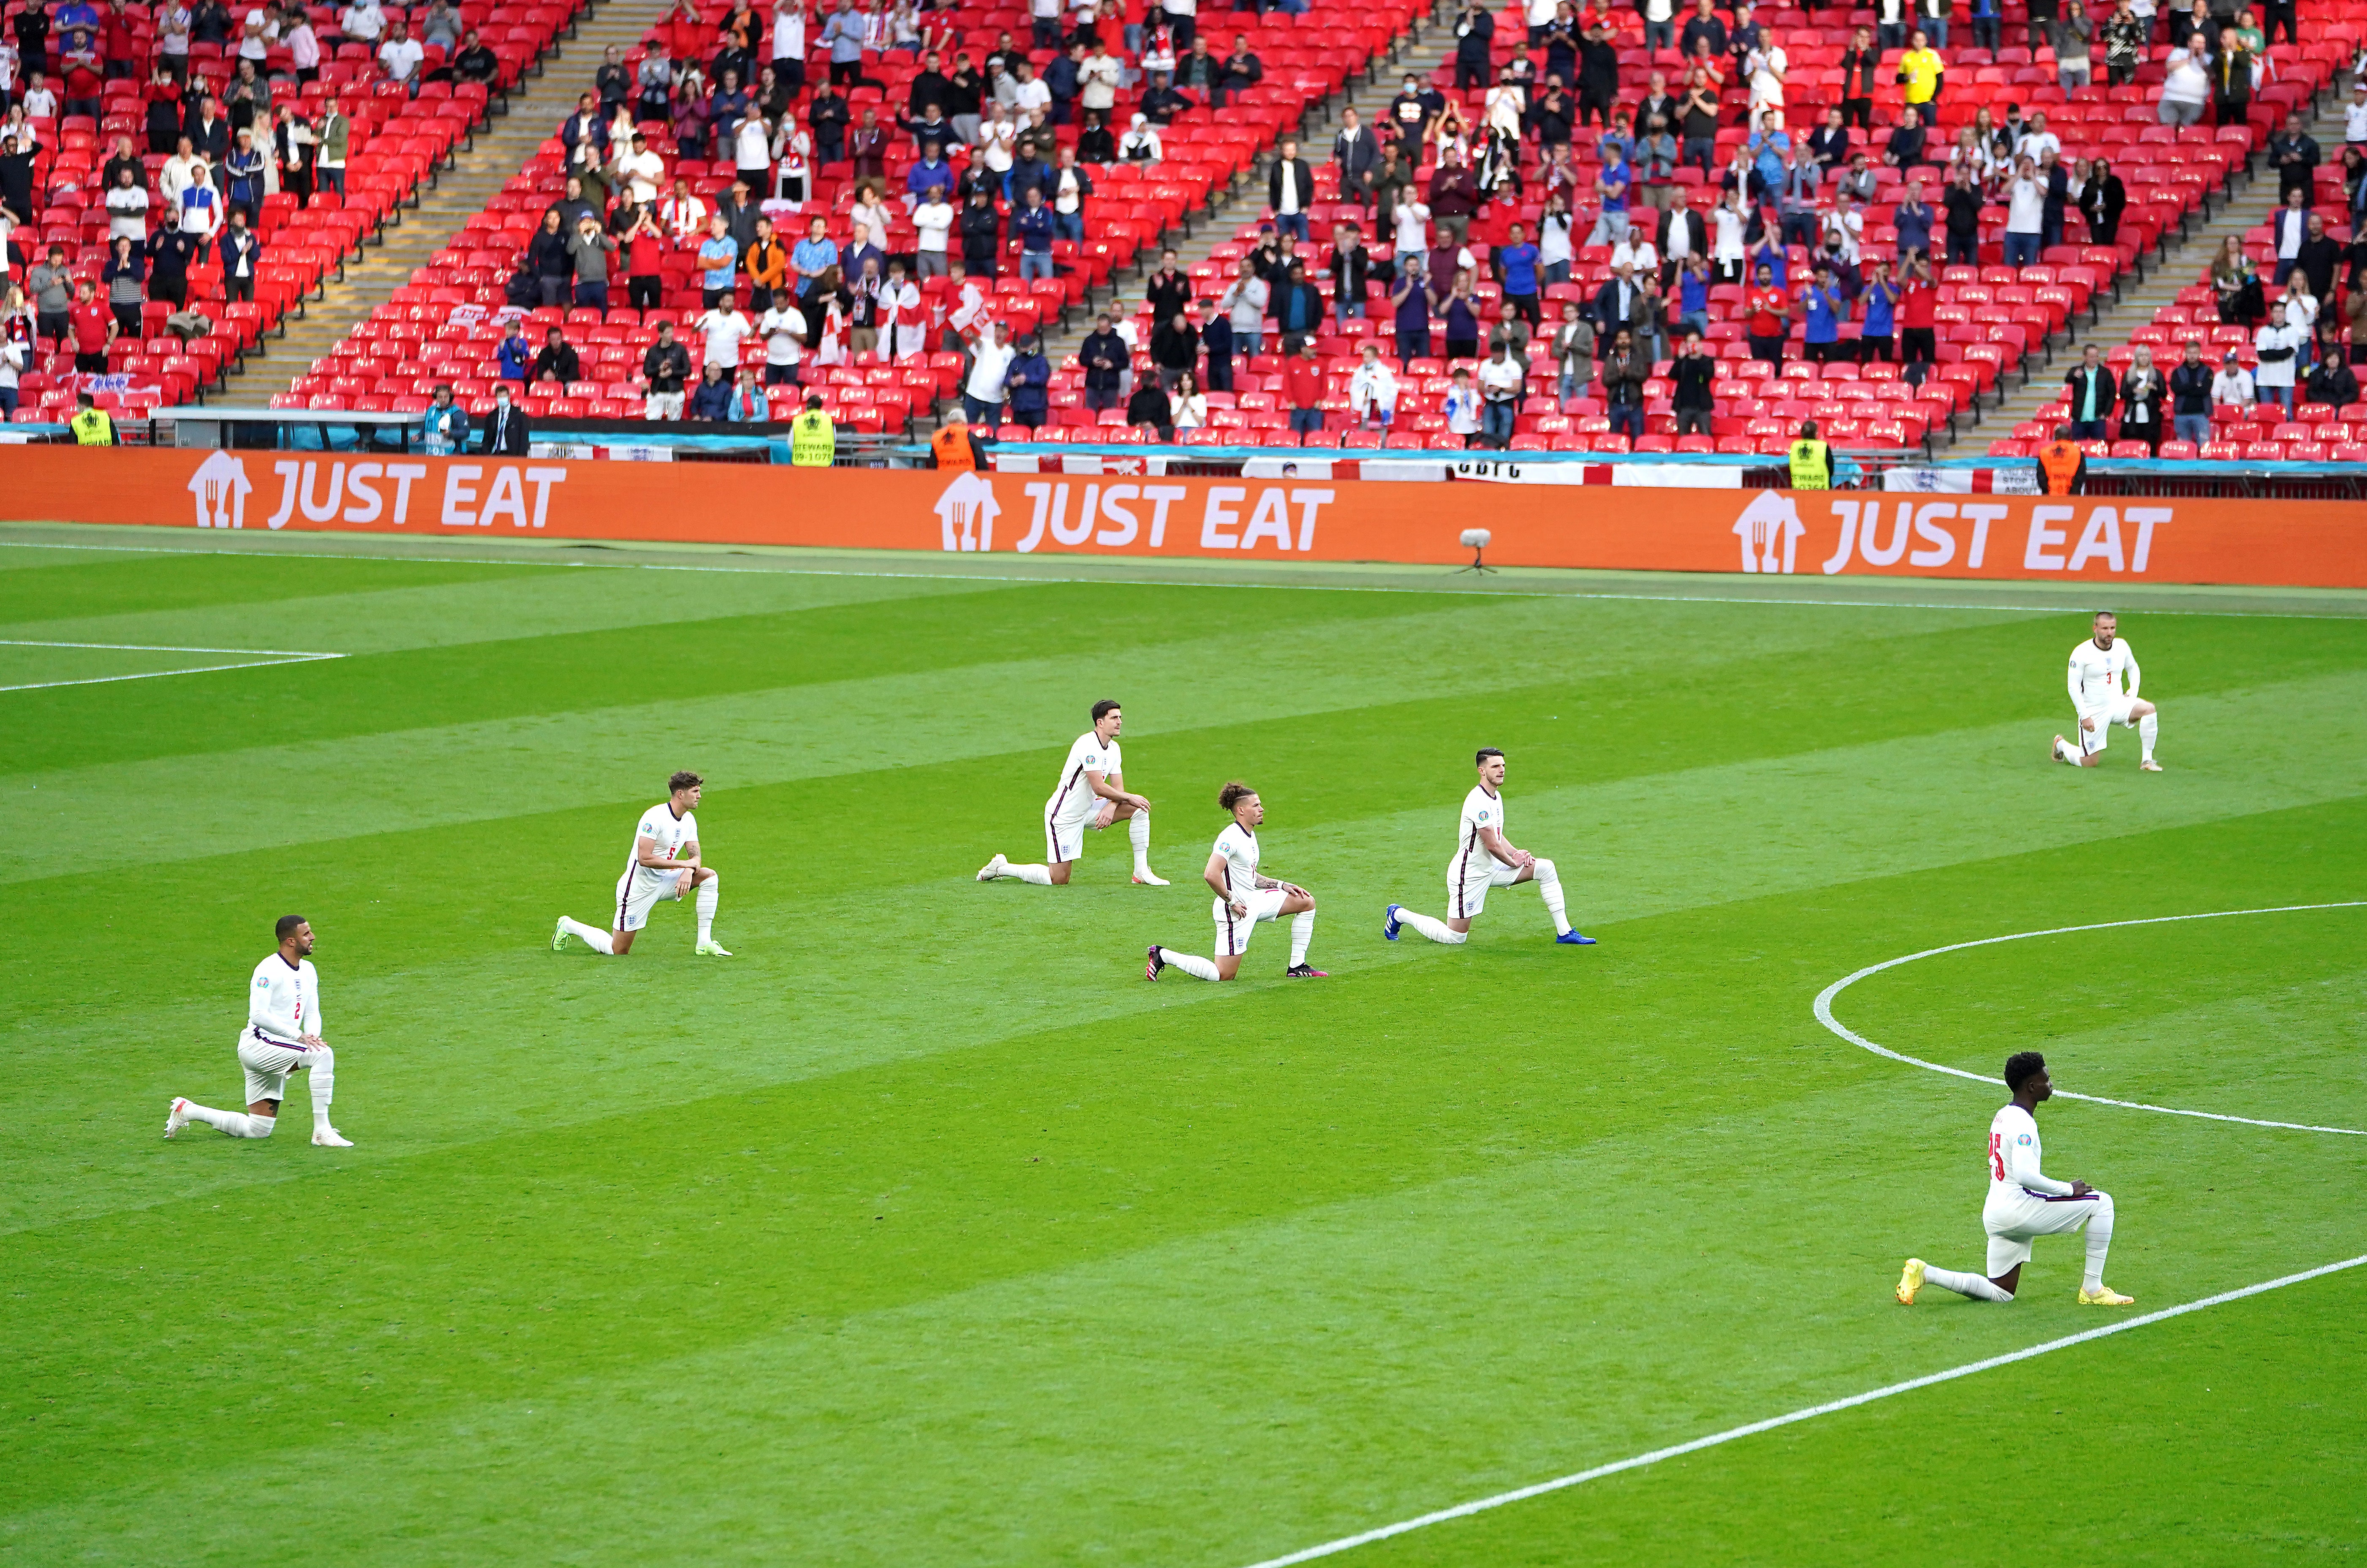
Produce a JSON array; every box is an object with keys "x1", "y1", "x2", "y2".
[
  {"x1": 1966, "y1": 70, "x2": 2354, "y2": 442},
  {"x1": 219, "y1": 0, "x2": 679, "y2": 398}
]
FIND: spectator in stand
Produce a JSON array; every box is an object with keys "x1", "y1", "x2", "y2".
[
  {"x1": 689, "y1": 360, "x2": 733, "y2": 420},
  {"x1": 1586, "y1": 143, "x2": 1630, "y2": 246},
  {"x1": 218, "y1": 206, "x2": 260, "y2": 301},
  {"x1": 724, "y1": 365, "x2": 770, "y2": 422},
  {"x1": 2064, "y1": 343, "x2": 2116, "y2": 438},
  {"x1": 1800, "y1": 264, "x2": 1848, "y2": 363},
  {"x1": 790, "y1": 213, "x2": 838, "y2": 303},
  {"x1": 1857, "y1": 258, "x2": 1898, "y2": 363},
  {"x1": 822, "y1": 0, "x2": 865, "y2": 85},
  {"x1": 67, "y1": 277, "x2": 111, "y2": 372},
  {"x1": 2080, "y1": 156, "x2": 2127, "y2": 243},
  {"x1": 2253, "y1": 299, "x2": 2303, "y2": 414},
  {"x1": 1548, "y1": 301, "x2": 1592, "y2": 401},
  {"x1": 2166, "y1": 339, "x2": 2215, "y2": 446},
  {"x1": 959, "y1": 185, "x2": 999, "y2": 276},
  {"x1": 691, "y1": 214, "x2": 735, "y2": 309},
  {"x1": 2210, "y1": 234, "x2": 2261, "y2": 324},
  {"x1": 1331, "y1": 107, "x2": 1378, "y2": 212},
  {"x1": 1267, "y1": 133, "x2": 1313, "y2": 243},
  {"x1": 1885, "y1": 106, "x2": 1928, "y2": 173},
  {"x1": 523, "y1": 209, "x2": 570, "y2": 308},
  {"x1": 490, "y1": 318, "x2": 529, "y2": 381},
  {"x1": 2210, "y1": 346, "x2": 2254, "y2": 414},
  {"x1": 1671, "y1": 330, "x2": 1715, "y2": 435},
  {"x1": 1281, "y1": 337, "x2": 1326, "y2": 435},
  {"x1": 530, "y1": 325, "x2": 580, "y2": 385},
  {"x1": 1599, "y1": 328, "x2": 1647, "y2": 441},
  {"x1": 743, "y1": 217, "x2": 787, "y2": 314},
  {"x1": 2103, "y1": 0, "x2": 2146, "y2": 84},
  {"x1": 26, "y1": 244, "x2": 71, "y2": 346},
  {"x1": 1348, "y1": 340, "x2": 1397, "y2": 428},
  {"x1": 1149, "y1": 308, "x2": 1198, "y2": 391},
  {"x1": 103, "y1": 162, "x2": 149, "y2": 243},
  {"x1": 451, "y1": 27, "x2": 496, "y2": 84},
  {"x1": 2305, "y1": 338, "x2": 2359, "y2": 408},
  {"x1": 1942, "y1": 160, "x2": 1984, "y2": 266},
  {"x1": 2214, "y1": 23, "x2": 2256, "y2": 129},
  {"x1": 1680, "y1": 0, "x2": 1727, "y2": 57},
  {"x1": 1012, "y1": 185, "x2": 1055, "y2": 280},
  {"x1": 2037, "y1": 147, "x2": 2070, "y2": 252},
  {"x1": 642, "y1": 320, "x2": 693, "y2": 419},
  {"x1": 1436, "y1": 268, "x2": 1481, "y2": 360},
  {"x1": 756, "y1": 291, "x2": 805, "y2": 387},
  {"x1": 1269, "y1": 259, "x2": 1322, "y2": 353},
  {"x1": 1431, "y1": 149, "x2": 1480, "y2": 246},
  {"x1": 1167, "y1": 367, "x2": 1207, "y2": 433},
  {"x1": 1475, "y1": 337, "x2": 1524, "y2": 447},
  {"x1": 1389, "y1": 251, "x2": 1430, "y2": 366},
  {"x1": 1050, "y1": 145, "x2": 1090, "y2": 241},
  {"x1": 912, "y1": 184, "x2": 953, "y2": 277},
  {"x1": 1079, "y1": 312, "x2": 1127, "y2": 411},
  {"x1": 567, "y1": 211, "x2": 616, "y2": 314},
  {"x1": 1452, "y1": 0, "x2": 1493, "y2": 89},
  {"x1": 100, "y1": 233, "x2": 143, "y2": 336},
  {"x1": 1442, "y1": 363, "x2": 1483, "y2": 444},
  {"x1": 1678, "y1": 53, "x2": 1721, "y2": 173},
  {"x1": 962, "y1": 318, "x2": 1013, "y2": 422},
  {"x1": 1491, "y1": 219, "x2": 1540, "y2": 328},
  {"x1": 2294, "y1": 213, "x2": 2341, "y2": 304},
  {"x1": 1892, "y1": 252, "x2": 1934, "y2": 380},
  {"x1": 697, "y1": 291, "x2": 755, "y2": 383},
  {"x1": 377, "y1": 19, "x2": 422, "y2": 94},
  {"x1": 2118, "y1": 346, "x2": 2165, "y2": 452},
  {"x1": 1125, "y1": 371, "x2": 1172, "y2": 439},
  {"x1": 1743, "y1": 261, "x2": 1789, "y2": 366},
  {"x1": 1896, "y1": 28, "x2": 1943, "y2": 114}
]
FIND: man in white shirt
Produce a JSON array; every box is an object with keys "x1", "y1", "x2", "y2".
[
  {"x1": 1385, "y1": 747, "x2": 1593, "y2": 946},
  {"x1": 1348, "y1": 341, "x2": 1396, "y2": 427},
  {"x1": 165, "y1": 915, "x2": 352, "y2": 1147},
  {"x1": 614, "y1": 133, "x2": 665, "y2": 205},
  {"x1": 554, "y1": 771, "x2": 730, "y2": 956},
  {"x1": 2003, "y1": 157, "x2": 2046, "y2": 268},
  {"x1": 376, "y1": 20, "x2": 424, "y2": 91},
  {"x1": 659, "y1": 178, "x2": 709, "y2": 243},
  {"x1": 2012, "y1": 111, "x2": 2061, "y2": 163},
  {"x1": 979, "y1": 699, "x2": 1164, "y2": 886},
  {"x1": 339, "y1": 0, "x2": 385, "y2": 44},
  {"x1": 1144, "y1": 779, "x2": 1324, "y2": 982},
  {"x1": 697, "y1": 300, "x2": 754, "y2": 372},
  {"x1": 2347, "y1": 79, "x2": 2367, "y2": 148},
  {"x1": 1474, "y1": 340, "x2": 1525, "y2": 446},
  {"x1": 962, "y1": 319, "x2": 1014, "y2": 422},
  {"x1": 1897, "y1": 1051, "x2": 2133, "y2": 1307},
  {"x1": 757, "y1": 299, "x2": 806, "y2": 384},
  {"x1": 2252, "y1": 300, "x2": 2304, "y2": 415},
  {"x1": 1821, "y1": 190, "x2": 1863, "y2": 265},
  {"x1": 911, "y1": 190, "x2": 953, "y2": 276},
  {"x1": 2211, "y1": 348, "x2": 2255, "y2": 409},
  {"x1": 2052, "y1": 610, "x2": 2160, "y2": 769}
]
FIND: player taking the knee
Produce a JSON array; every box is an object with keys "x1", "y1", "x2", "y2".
[
  {"x1": 2053, "y1": 610, "x2": 2162, "y2": 771},
  {"x1": 166, "y1": 915, "x2": 350, "y2": 1148},
  {"x1": 1897, "y1": 1050, "x2": 2133, "y2": 1309},
  {"x1": 1385, "y1": 747, "x2": 1593, "y2": 948},
  {"x1": 1145, "y1": 780, "x2": 1324, "y2": 982},
  {"x1": 979, "y1": 699, "x2": 1165, "y2": 887},
  {"x1": 554, "y1": 770, "x2": 729, "y2": 957}
]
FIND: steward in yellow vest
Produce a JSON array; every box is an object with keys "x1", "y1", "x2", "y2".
[
  {"x1": 1787, "y1": 420, "x2": 1831, "y2": 489},
  {"x1": 69, "y1": 395, "x2": 118, "y2": 446},
  {"x1": 788, "y1": 395, "x2": 836, "y2": 466}
]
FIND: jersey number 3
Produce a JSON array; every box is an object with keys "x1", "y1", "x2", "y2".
[{"x1": 1988, "y1": 1132, "x2": 2005, "y2": 1181}]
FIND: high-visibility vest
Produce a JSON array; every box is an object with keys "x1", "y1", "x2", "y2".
[
  {"x1": 69, "y1": 407, "x2": 114, "y2": 445},
  {"x1": 789, "y1": 407, "x2": 836, "y2": 466},
  {"x1": 1787, "y1": 438, "x2": 1831, "y2": 490},
  {"x1": 930, "y1": 424, "x2": 975, "y2": 471},
  {"x1": 2038, "y1": 441, "x2": 2083, "y2": 495}
]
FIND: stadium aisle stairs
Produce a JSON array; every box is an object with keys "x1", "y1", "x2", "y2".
[
  {"x1": 219, "y1": 0, "x2": 682, "y2": 398},
  {"x1": 997, "y1": 0, "x2": 1461, "y2": 419},
  {"x1": 1964, "y1": 65, "x2": 2356, "y2": 444}
]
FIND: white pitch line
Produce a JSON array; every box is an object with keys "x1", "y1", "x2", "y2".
[
  {"x1": 1814, "y1": 902, "x2": 2367, "y2": 1135},
  {"x1": 1236, "y1": 902, "x2": 2367, "y2": 1567},
  {"x1": 0, "y1": 639, "x2": 343, "y2": 693},
  {"x1": 1239, "y1": 1253, "x2": 2367, "y2": 1568}
]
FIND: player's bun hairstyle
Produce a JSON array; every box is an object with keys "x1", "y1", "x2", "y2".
[
  {"x1": 2004, "y1": 1051, "x2": 2048, "y2": 1091},
  {"x1": 1218, "y1": 781, "x2": 1257, "y2": 812},
  {"x1": 275, "y1": 914, "x2": 307, "y2": 941},
  {"x1": 668, "y1": 770, "x2": 703, "y2": 793},
  {"x1": 1090, "y1": 699, "x2": 1122, "y2": 723},
  {"x1": 1475, "y1": 747, "x2": 1505, "y2": 766}
]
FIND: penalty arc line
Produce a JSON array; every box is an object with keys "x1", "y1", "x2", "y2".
[
  {"x1": 1234, "y1": 901, "x2": 2367, "y2": 1568},
  {"x1": 1237, "y1": 1254, "x2": 2367, "y2": 1568}
]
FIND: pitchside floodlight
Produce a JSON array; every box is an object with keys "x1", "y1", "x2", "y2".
[{"x1": 1458, "y1": 528, "x2": 1494, "y2": 575}]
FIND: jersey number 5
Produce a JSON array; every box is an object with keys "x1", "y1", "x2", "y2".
[{"x1": 1988, "y1": 1132, "x2": 2004, "y2": 1181}]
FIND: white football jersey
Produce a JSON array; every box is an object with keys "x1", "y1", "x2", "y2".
[
  {"x1": 629, "y1": 802, "x2": 699, "y2": 876},
  {"x1": 1986, "y1": 1102, "x2": 2069, "y2": 1197},
  {"x1": 1046, "y1": 729, "x2": 1122, "y2": 827},
  {"x1": 2067, "y1": 637, "x2": 2139, "y2": 713},
  {"x1": 1455, "y1": 784, "x2": 1510, "y2": 869},
  {"x1": 1212, "y1": 821, "x2": 1260, "y2": 896},
  {"x1": 248, "y1": 953, "x2": 321, "y2": 1044}
]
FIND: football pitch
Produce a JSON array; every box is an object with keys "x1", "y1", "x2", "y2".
[{"x1": 3, "y1": 524, "x2": 2363, "y2": 1565}]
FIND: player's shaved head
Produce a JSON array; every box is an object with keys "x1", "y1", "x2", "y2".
[
  {"x1": 668, "y1": 770, "x2": 703, "y2": 794},
  {"x1": 2004, "y1": 1051, "x2": 2047, "y2": 1091},
  {"x1": 2093, "y1": 610, "x2": 2116, "y2": 624},
  {"x1": 274, "y1": 914, "x2": 307, "y2": 942}
]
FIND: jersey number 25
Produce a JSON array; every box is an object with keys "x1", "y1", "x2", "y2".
[{"x1": 1988, "y1": 1132, "x2": 2005, "y2": 1181}]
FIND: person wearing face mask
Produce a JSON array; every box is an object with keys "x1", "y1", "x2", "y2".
[{"x1": 477, "y1": 385, "x2": 530, "y2": 453}]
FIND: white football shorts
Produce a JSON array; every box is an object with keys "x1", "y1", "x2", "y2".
[
  {"x1": 614, "y1": 864, "x2": 690, "y2": 932},
  {"x1": 2074, "y1": 697, "x2": 2137, "y2": 755},
  {"x1": 1983, "y1": 1188, "x2": 2112, "y2": 1275},
  {"x1": 237, "y1": 1028, "x2": 316, "y2": 1105},
  {"x1": 1449, "y1": 856, "x2": 1525, "y2": 919},
  {"x1": 1211, "y1": 887, "x2": 1289, "y2": 956}
]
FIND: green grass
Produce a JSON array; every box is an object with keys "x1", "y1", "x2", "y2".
[{"x1": 3, "y1": 532, "x2": 2363, "y2": 1566}]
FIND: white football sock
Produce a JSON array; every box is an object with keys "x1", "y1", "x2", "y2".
[
  {"x1": 1128, "y1": 810, "x2": 1152, "y2": 872},
  {"x1": 1289, "y1": 909, "x2": 1315, "y2": 967},
  {"x1": 306, "y1": 1046, "x2": 334, "y2": 1132},
  {"x1": 1925, "y1": 1265, "x2": 2012, "y2": 1303},
  {"x1": 1397, "y1": 907, "x2": 1467, "y2": 945},
  {"x1": 1532, "y1": 857, "x2": 1572, "y2": 936},
  {"x1": 1158, "y1": 947, "x2": 1220, "y2": 981},
  {"x1": 559, "y1": 916, "x2": 614, "y2": 954},
  {"x1": 182, "y1": 1100, "x2": 266, "y2": 1137},
  {"x1": 1003, "y1": 862, "x2": 1055, "y2": 886},
  {"x1": 696, "y1": 873, "x2": 719, "y2": 942},
  {"x1": 2082, "y1": 1196, "x2": 2115, "y2": 1292},
  {"x1": 2138, "y1": 712, "x2": 2158, "y2": 761}
]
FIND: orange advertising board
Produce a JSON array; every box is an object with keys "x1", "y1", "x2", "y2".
[{"x1": 7, "y1": 447, "x2": 2364, "y2": 588}]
